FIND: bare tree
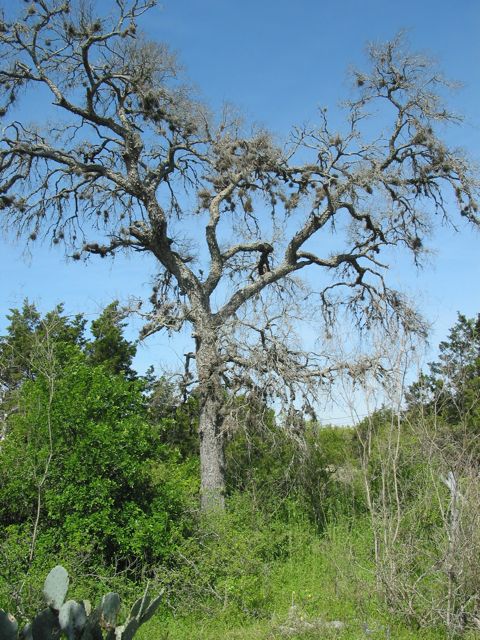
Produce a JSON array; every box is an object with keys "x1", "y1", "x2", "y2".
[{"x1": 0, "y1": 1, "x2": 478, "y2": 509}]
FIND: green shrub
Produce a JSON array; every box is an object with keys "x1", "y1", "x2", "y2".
[
  {"x1": 154, "y1": 493, "x2": 315, "y2": 619},
  {"x1": 0, "y1": 348, "x2": 197, "y2": 619},
  {"x1": 226, "y1": 422, "x2": 364, "y2": 529}
]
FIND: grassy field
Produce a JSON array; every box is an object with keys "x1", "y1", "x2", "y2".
[{"x1": 135, "y1": 518, "x2": 478, "y2": 640}]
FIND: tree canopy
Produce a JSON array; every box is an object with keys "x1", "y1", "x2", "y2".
[{"x1": 1, "y1": 1, "x2": 479, "y2": 507}]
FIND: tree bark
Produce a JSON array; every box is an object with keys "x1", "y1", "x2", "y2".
[
  {"x1": 198, "y1": 392, "x2": 226, "y2": 510},
  {"x1": 195, "y1": 328, "x2": 226, "y2": 510}
]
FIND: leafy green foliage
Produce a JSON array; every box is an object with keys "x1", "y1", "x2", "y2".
[
  {"x1": 156, "y1": 493, "x2": 316, "y2": 619},
  {"x1": 0, "y1": 304, "x2": 197, "y2": 618},
  {"x1": 85, "y1": 301, "x2": 137, "y2": 379},
  {"x1": 0, "y1": 302, "x2": 86, "y2": 391},
  {"x1": 0, "y1": 349, "x2": 188, "y2": 556},
  {"x1": 3, "y1": 304, "x2": 480, "y2": 638},
  {"x1": 226, "y1": 422, "x2": 363, "y2": 528},
  {"x1": 148, "y1": 388, "x2": 200, "y2": 459}
]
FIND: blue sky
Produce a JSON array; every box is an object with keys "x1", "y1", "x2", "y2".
[{"x1": 1, "y1": 0, "x2": 479, "y2": 395}]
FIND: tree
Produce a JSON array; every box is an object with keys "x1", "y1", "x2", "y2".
[
  {"x1": 0, "y1": 1, "x2": 478, "y2": 509},
  {"x1": 0, "y1": 306, "x2": 196, "y2": 617},
  {"x1": 0, "y1": 301, "x2": 86, "y2": 445},
  {"x1": 408, "y1": 314, "x2": 480, "y2": 412},
  {"x1": 407, "y1": 313, "x2": 480, "y2": 457},
  {"x1": 86, "y1": 300, "x2": 137, "y2": 378},
  {"x1": 0, "y1": 350, "x2": 188, "y2": 564},
  {"x1": 0, "y1": 301, "x2": 85, "y2": 391}
]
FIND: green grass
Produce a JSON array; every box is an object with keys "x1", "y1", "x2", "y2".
[
  {"x1": 135, "y1": 516, "x2": 477, "y2": 640},
  {"x1": 138, "y1": 617, "x2": 450, "y2": 640}
]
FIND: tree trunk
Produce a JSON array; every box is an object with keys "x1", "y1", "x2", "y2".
[
  {"x1": 195, "y1": 328, "x2": 226, "y2": 511},
  {"x1": 199, "y1": 393, "x2": 226, "y2": 510}
]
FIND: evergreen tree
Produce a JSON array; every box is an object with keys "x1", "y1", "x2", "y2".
[
  {"x1": 86, "y1": 301, "x2": 137, "y2": 379},
  {"x1": 0, "y1": 301, "x2": 86, "y2": 391},
  {"x1": 407, "y1": 313, "x2": 480, "y2": 451}
]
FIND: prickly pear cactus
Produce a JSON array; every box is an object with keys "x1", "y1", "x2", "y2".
[
  {"x1": 99, "y1": 593, "x2": 121, "y2": 629},
  {"x1": 1, "y1": 565, "x2": 163, "y2": 640},
  {"x1": 59, "y1": 600, "x2": 87, "y2": 639},
  {"x1": 137, "y1": 593, "x2": 163, "y2": 626},
  {"x1": 0, "y1": 609, "x2": 18, "y2": 640},
  {"x1": 114, "y1": 586, "x2": 163, "y2": 640},
  {"x1": 43, "y1": 565, "x2": 69, "y2": 611},
  {"x1": 31, "y1": 607, "x2": 61, "y2": 639}
]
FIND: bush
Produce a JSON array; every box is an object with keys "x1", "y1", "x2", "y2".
[
  {"x1": 225, "y1": 422, "x2": 364, "y2": 529},
  {"x1": 154, "y1": 493, "x2": 315, "y2": 619},
  {"x1": 0, "y1": 346, "x2": 197, "y2": 619}
]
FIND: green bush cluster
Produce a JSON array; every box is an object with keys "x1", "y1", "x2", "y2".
[
  {"x1": 226, "y1": 421, "x2": 364, "y2": 528},
  {"x1": 155, "y1": 493, "x2": 316, "y2": 619},
  {"x1": 0, "y1": 303, "x2": 197, "y2": 618},
  {"x1": 3, "y1": 303, "x2": 480, "y2": 638}
]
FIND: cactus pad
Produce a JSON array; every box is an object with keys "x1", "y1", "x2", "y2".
[
  {"x1": 43, "y1": 565, "x2": 69, "y2": 610},
  {"x1": 8, "y1": 564, "x2": 163, "y2": 640},
  {"x1": 59, "y1": 600, "x2": 87, "y2": 639},
  {"x1": 31, "y1": 607, "x2": 60, "y2": 640},
  {"x1": 139, "y1": 592, "x2": 163, "y2": 625},
  {"x1": 0, "y1": 609, "x2": 18, "y2": 640},
  {"x1": 100, "y1": 593, "x2": 121, "y2": 628},
  {"x1": 129, "y1": 593, "x2": 150, "y2": 620},
  {"x1": 119, "y1": 618, "x2": 139, "y2": 640}
]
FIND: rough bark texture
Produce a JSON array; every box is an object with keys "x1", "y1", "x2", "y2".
[
  {"x1": 198, "y1": 393, "x2": 226, "y2": 510},
  {"x1": 195, "y1": 328, "x2": 226, "y2": 509}
]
